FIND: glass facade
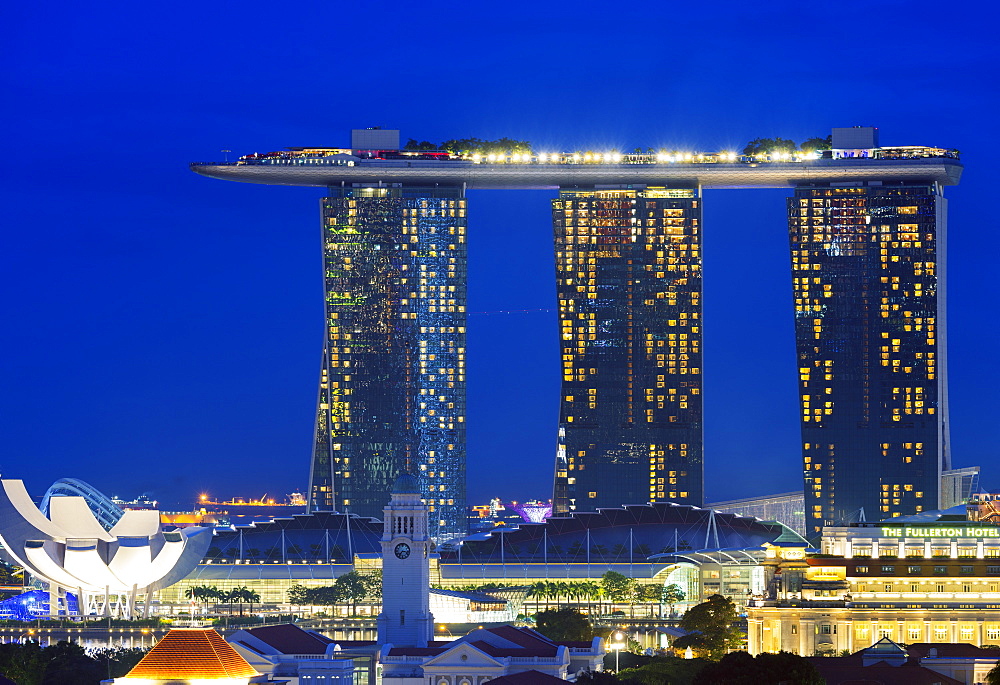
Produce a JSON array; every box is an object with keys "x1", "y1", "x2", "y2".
[
  {"x1": 789, "y1": 183, "x2": 949, "y2": 534},
  {"x1": 309, "y1": 186, "x2": 468, "y2": 540},
  {"x1": 551, "y1": 187, "x2": 703, "y2": 514}
]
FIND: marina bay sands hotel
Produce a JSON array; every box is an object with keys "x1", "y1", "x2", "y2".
[{"x1": 192, "y1": 127, "x2": 963, "y2": 540}]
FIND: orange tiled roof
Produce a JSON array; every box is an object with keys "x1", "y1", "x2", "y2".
[{"x1": 123, "y1": 628, "x2": 259, "y2": 679}]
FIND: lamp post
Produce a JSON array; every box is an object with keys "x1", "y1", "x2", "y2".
[{"x1": 610, "y1": 630, "x2": 626, "y2": 672}]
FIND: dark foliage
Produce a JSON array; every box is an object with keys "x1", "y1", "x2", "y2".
[
  {"x1": 692, "y1": 650, "x2": 823, "y2": 685},
  {"x1": 673, "y1": 594, "x2": 742, "y2": 659},
  {"x1": 534, "y1": 607, "x2": 593, "y2": 641},
  {"x1": 0, "y1": 640, "x2": 149, "y2": 685}
]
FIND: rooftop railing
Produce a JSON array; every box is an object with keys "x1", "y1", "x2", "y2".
[{"x1": 191, "y1": 146, "x2": 959, "y2": 169}]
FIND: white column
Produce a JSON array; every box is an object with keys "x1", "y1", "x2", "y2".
[
  {"x1": 799, "y1": 619, "x2": 814, "y2": 656},
  {"x1": 748, "y1": 619, "x2": 762, "y2": 655}
]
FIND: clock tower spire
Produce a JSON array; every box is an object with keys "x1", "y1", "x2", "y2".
[{"x1": 377, "y1": 472, "x2": 434, "y2": 648}]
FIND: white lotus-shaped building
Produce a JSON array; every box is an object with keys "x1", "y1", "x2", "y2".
[{"x1": 0, "y1": 479, "x2": 211, "y2": 616}]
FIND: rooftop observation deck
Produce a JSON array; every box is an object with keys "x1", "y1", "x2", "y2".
[{"x1": 190, "y1": 146, "x2": 962, "y2": 190}]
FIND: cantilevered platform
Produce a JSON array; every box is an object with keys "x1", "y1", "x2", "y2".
[{"x1": 191, "y1": 156, "x2": 962, "y2": 190}]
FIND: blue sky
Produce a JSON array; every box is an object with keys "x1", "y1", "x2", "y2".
[{"x1": 2, "y1": 0, "x2": 997, "y2": 508}]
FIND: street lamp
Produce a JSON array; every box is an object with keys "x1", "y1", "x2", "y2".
[{"x1": 609, "y1": 630, "x2": 626, "y2": 672}]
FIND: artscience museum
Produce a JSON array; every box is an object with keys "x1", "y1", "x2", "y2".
[{"x1": 0, "y1": 479, "x2": 211, "y2": 617}]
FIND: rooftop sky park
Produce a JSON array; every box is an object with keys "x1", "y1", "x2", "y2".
[{"x1": 192, "y1": 140, "x2": 961, "y2": 189}]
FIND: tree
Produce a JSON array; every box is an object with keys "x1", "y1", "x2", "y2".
[
  {"x1": 673, "y1": 594, "x2": 742, "y2": 659},
  {"x1": 91, "y1": 647, "x2": 149, "y2": 681},
  {"x1": 334, "y1": 571, "x2": 368, "y2": 615},
  {"x1": 226, "y1": 586, "x2": 250, "y2": 616},
  {"x1": 529, "y1": 581, "x2": 547, "y2": 612},
  {"x1": 800, "y1": 135, "x2": 833, "y2": 152},
  {"x1": 742, "y1": 137, "x2": 798, "y2": 157},
  {"x1": 576, "y1": 671, "x2": 630, "y2": 684},
  {"x1": 617, "y1": 655, "x2": 711, "y2": 685},
  {"x1": 692, "y1": 651, "x2": 823, "y2": 685},
  {"x1": 360, "y1": 570, "x2": 382, "y2": 602},
  {"x1": 602, "y1": 571, "x2": 635, "y2": 614},
  {"x1": 242, "y1": 588, "x2": 261, "y2": 615},
  {"x1": 41, "y1": 640, "x2": 104, "y2": 685},
  {"x1": 987, "y1": 659, "x2": 1000, "y2": 685},
  {"x1": 0, "y1": 641, "x2": 151, "y2": 685},
  {"x1": 0, "y1": 640, "x2": 45, "y2": 685},
  {"x1": 287, "y1": 583, "x2": 309, "y2": 610},
  {"x1": 535, "y1": 607, "x2": 593, "y2": 641},
  {"x1": 661, "y1": 584, "x2": 686, "y2": 617}
]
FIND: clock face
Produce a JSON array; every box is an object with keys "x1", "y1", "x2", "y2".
[{"x1": 394, "y1": 542, "x2": 411, "y2": 559}]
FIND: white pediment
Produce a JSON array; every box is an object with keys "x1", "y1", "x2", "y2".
[{"x1": 423, "y1": 642, "x2": 503, "y2": 670}]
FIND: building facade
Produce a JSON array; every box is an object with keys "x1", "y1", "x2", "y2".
[
  {"x1": 309, "y1": 185, "x2": 467, "y2": 540},
  {"x1": 552, "y1": 187, "x2": 703, "y2": 514},
  {"x1": 789, "y1": 180, "x2": 949, "y2": 534},
  {"x1": 748, "y1": 517, "x2": 1000, "y2": 656},
  {"x1": 708, "y1": 491, "x2": 807, "y2": 537}
]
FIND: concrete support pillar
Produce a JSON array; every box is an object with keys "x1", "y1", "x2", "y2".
[
  {"x1": 950, "y1": 619, "x2": 958, "y2": 643},
  {"x1": 924, "y1": 619, "x2": 932, "y2": 643},
  {"x1": 978, "y1": 619, "x2": 985, "y2": 646}
]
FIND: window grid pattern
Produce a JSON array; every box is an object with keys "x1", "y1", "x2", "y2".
[
  {"x1": 309, "y1": 187, "x2": 467, "y2": 540},
  {"x1": 551, "y1": 188, "x2": 703, "y2": 514},
  {"x1": 789, "y1": 184, "x2": 945, "y2": 534}
]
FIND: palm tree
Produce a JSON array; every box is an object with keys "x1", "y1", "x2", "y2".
[
  {"x1": 244, "y1": 588, "x2": 260, "y2": 615},
  {"x1": 529, "y1": 582, "x2": 546, "y2": 613},
  {"x1": 547, "y1": 581, "x2": 563, "y2": 609},
  {"x1": 227, "y1": 586, "x2": 248, "y2": 616},
  {"x1": 579, "y1": 581, "x2": 601, "y2": 616}
]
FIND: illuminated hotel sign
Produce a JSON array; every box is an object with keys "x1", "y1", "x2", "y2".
[{"x1": 879, "y1": 526, "x2": 1000, "y2": 538}]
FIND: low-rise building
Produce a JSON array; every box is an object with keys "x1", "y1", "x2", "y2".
[
  {"x1": 104, "y1": 626, "x2": 267, "y2": 684},
  {"x1": 228, "y1": 623, "x2": 365, "y2": 685},
  {"x1": 748, "y1": 509, "x2": 1000, "y2": 655},
  {"x1": 380, "y1": 625, "x2": 604, "y2": 684},
  {"x1": 805, "y1": 637, "x2": 1000, "y2": 685}
]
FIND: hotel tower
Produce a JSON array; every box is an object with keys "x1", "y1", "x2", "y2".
[
  {"x1": 790, "y1": 127, "x2": 951, "y2": 534},
  {"x1": 551, "y1": 187, "x2": 703, "y2": 514}
]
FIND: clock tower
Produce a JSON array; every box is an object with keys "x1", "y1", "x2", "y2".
[{"x1": 377, "y1": 472, "x2": 433, "y2": 647}]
